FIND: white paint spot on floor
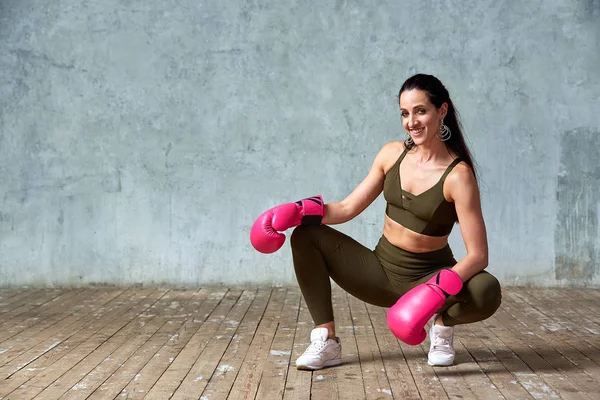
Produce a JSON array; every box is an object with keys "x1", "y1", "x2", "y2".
[
  {"x1": 215, "y1": 364, "x2": 233, "y2": 376},
  {"x1": 316, "y1": 375, "x2": 324, "y2": 380},
  {"x1": 519, "y1": 380, "x2": 560, "y2": 398},
  {"x1": 72, "y1": 382, "x2": 87, "y2": 390},
  {"x1": 270, "y1": 350, "x2": 291, "y2": 356},
  {"x1": 195, "y1": 376, "x2": 203, "y2": 381}
]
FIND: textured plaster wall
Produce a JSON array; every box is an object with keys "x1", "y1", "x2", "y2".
[{"x1": 1, "y1": 0, "x2": 599, "y2": 287}]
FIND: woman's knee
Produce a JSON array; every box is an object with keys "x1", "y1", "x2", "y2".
[
  {"x1": 290, "y1": 224, "x2": 334, "y2": 249},
  {"x1": 290, "y1": 225, "x2": 321, "y2": 248},
  {"x1": 463, "y1": 271, "x2": 502, "y2": 317}
]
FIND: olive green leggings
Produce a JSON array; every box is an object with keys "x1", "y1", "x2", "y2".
[{"x1": 291, "y1": 225, "x2": 502, "y2": 326}]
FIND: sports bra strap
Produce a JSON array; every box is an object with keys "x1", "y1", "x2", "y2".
[
  {"x1": 398, "y1": 147, "x2": 409, "y2": 162},
  {"x1": 440, "y1": 158, "x2": 462, "y2": 181}
]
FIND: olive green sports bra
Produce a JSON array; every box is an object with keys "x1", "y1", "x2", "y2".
[{"x1": 383, "y1": 148, "x2": 461, "y2": 237}]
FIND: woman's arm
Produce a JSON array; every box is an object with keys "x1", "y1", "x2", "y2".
[
  {"x1": 446, "y1": 164, "x2": 489, "y2": 282},
  {"x1": 323, "y1": 143, "x2": 399, "y2": 225}
]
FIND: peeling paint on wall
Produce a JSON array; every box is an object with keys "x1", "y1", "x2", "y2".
[{"x1": 555, "y1": 128, "x2": 600, "y2": 281}]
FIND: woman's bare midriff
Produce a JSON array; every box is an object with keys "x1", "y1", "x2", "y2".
[{"x1": 382, "y1": 214, "x2": 450, "y2": 253}]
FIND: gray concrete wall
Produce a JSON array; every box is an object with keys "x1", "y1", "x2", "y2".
[{"x1": 1, "y1": 0, "x2": 599, "y2": 287}]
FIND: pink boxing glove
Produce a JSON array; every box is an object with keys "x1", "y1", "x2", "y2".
[
  {"x1": 387, "y1": 269, "x2": 463, "y2": 345},
  {"x1": 250, "y1": 195, "x2": 325, "y2": 254}
]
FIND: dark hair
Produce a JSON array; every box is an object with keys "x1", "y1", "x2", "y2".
[{"x1": 398, "y1": 73, "x2": 477, "y2": 181}]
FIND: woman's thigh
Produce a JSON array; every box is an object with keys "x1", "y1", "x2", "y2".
[{"x1": 291, "y1": 225, "x2": 401, "y2": 307}]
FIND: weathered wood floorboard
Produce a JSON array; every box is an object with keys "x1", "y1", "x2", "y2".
[{"x1": 0, "y1": 285, "x2": 597, "y2": 399}]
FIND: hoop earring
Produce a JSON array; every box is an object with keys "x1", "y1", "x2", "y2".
[{"x1": 438, "y1": 121, "x2": 451, "y2": 141}]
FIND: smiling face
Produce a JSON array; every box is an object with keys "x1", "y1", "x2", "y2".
[{"x1": 399, "y1": 89, "x2": 447, "y2": 146}]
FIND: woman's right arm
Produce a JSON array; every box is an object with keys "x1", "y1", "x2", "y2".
[{"x1": 322, "y1": 142, "x2": 398, "y2": 225}]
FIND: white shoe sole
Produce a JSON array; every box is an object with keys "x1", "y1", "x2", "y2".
[
  {"x1": 427, "y1": 359, "x2": 454, "y2": 367},
  {"x1": 296, "y1": 359, "x2": 343, "y2": 371}
]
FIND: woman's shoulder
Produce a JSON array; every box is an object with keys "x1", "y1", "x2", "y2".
[
  {"x1": 450, "y1": 158, "x2": 474, "y2": 177},
  {"x1": 377, "y1": 141, "x2": 407, "y2": 173},
  {"x1": 446, "y1": 160, "x2": 478, "y2": 194},
  {"x1": 379, "y1": 140, "x2": 407, "y2": 157}
]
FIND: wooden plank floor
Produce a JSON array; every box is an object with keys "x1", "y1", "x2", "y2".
[{"x1": 0, "y1": 286, "x2": 599, "y2": 399}]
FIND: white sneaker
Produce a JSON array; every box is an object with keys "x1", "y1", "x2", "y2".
[
  {"x1": 427, "y1": 324, "x2": 455, "y2": 366},
  {"x1": 296, "y1": 327, "x2": 342, "y2": 370}
]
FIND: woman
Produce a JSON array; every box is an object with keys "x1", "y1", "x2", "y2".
[{"x1": 250, "y1": 73, "x2": 502, "y2": 370}]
